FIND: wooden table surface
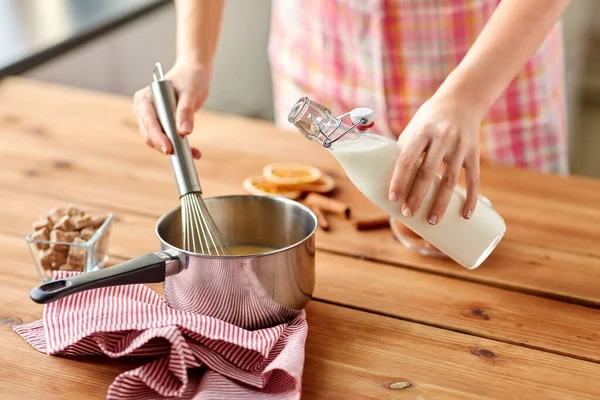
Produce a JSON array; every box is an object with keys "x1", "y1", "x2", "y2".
[{"x1": 1, "y1": 77, "x2": 600, "y2": 399}]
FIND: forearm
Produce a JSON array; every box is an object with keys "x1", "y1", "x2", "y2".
[
  {"x1": 174, "y1": 0, "x2": 225, "y2": 67},
  {"x1": 438, "y1": 0, "x2": 571, "y2": 112}
]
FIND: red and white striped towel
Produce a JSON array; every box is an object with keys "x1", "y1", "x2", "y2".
[{"x1": 13, "y1": 272, "x2": 307, "y2": 400}]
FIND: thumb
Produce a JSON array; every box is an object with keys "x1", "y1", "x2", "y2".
[{"x1": 176, "y1": 92, "x2": 196, "y2": 136}]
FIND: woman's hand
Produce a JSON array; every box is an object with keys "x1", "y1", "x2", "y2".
[
  {"x1": 385, "y1": 0, "x2": 571, "y2": 225},
  {"x1": 131, "y1": 62, "x2": 211, "y2": 158},
  {"x1": 388, "y1": 91, "x2": 484, "y2": 225}
]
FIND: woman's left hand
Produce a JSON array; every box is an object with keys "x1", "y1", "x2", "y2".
[{"x1": 388, "y1": 91, "x2": 484, "y2": 225}]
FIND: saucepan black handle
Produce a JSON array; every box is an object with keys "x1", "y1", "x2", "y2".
[{"x1": 30, "y1": 253, "x2": 168, "y2": 304}]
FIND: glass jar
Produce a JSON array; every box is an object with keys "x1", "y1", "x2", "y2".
[{"x1": 26, "y1": 212, "x2": 114, "y2": 282}]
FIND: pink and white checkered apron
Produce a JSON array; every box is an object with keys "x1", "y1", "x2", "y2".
[{"x1": 268, "y1": 0, "x2": 568, "y2": 174}]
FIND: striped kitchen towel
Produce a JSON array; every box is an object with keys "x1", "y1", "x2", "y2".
[{"x1": 13, "y1": 272, "x2": 307, "y2": 400}]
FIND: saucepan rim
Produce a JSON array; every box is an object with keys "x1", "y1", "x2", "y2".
[{"x1": 155, "y1": 194, "x2": 318, "y2": 259}]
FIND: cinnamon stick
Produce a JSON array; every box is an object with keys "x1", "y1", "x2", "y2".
[
  {"x1": 311, "y1": 206, "x2": 329, "y2": 231},
  {"x1": 354, "y1": 216, "x2": 390, "y2": 230},
  {"x1": 305, "y1": 193, "x2": 350, "y2": 218}
]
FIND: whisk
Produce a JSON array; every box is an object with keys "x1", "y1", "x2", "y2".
[{"x1": 150, "y1": 62, "x2": 231, "y2": 256}]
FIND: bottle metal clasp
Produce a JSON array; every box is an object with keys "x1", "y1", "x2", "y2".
[{"x1": 319, "y1": 108, "x2": 374, "y2": 148}]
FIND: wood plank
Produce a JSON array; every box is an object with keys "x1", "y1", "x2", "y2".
[
  {"x1": 2, "y1": 78, "x2": 600, "y2": 265},
  {"x1": 1, "y1": 180, "x2": 599, "y2": 308},
  {"x1": 2, "y1": 77, "x2": 600, "y2": 261},
  {"x1": 313, "y1": 252, "x2": 600, "y2": 363},
  {"x1": 3, "y1": 77, "x2": 600, "y2": 399},
  {"x1": 303, "y1": 302, "x2": 600, "y2": 400},
  {"x1": 2, "y1": 110, "x2": 600, "y2": 262},
  {"x1": 2, "y1": 293, "x2": 600, "y2": 399},
  {"x1": 2, "y1": 209, "x2": 600, "y2": 364},
  {"x1": 0, "y1": 235, "x2": 151, "y2": 400},
  {"x1": 315, "y1": 217, "x2": 600, "y2": 306},
  {"x1": 0, "y1": 232, "x2": 130, "y2": 289},
  {"x1": 0, "y1": 188, "x2": 159, "y2": 258}
]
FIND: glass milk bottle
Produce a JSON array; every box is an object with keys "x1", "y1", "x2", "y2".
[{"x1": 287, "y1": 97, "x2": 506, "y2": 270}]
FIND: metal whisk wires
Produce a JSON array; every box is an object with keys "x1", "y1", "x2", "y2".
[{"x1": 181, "y1": 193, "x2": 231, "y2": 255}]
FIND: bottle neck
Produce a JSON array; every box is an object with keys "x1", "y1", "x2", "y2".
[
  {"x1": 317, "y1": 117, "x2": 364, "y2": 148},
  {"x1": 288, "y1": 97, "x2": 363, "y2": 148}
]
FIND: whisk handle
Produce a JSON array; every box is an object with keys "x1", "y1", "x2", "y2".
[{"x1": 150, "y1": 63, "x2": 201, "y2": 196}]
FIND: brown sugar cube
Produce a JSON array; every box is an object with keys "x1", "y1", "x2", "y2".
[
  {"x1": 32, "y1": 216, "x2": 53, "y2": 232},
  {"x1": 66, "y1": 237, "x2": 88, "y2": 269},
  {"x1": 71, "y1": 236, "x2": 87, "y2": 246},
  {"x1": 59, "y1": 263, "x2": 83, "y2": 272},
  {"x1": 44, "y1": 247, "x2": 67, "y2": 265},
  {"x1": 67, "y1": 205, "x2": 83, "y2": 217},
  {"x1": 53, "y1": 215, "x2": 75, "y2": 231},
  {"x1": 40, "y1": 248, "x2": 67, "y2": 270},
  {"x1": 48, "y1": 207, "x2": 67, "y2": 225},
  {"x1": 89, "y1": 215, "x2": 107, "y2": 229},
  {"x1": 30, "y1": 228, "x2": 50, "y2": 250},
  {"x1": 39, "y1": 251, "x2": 52, "y2": 270},
  {"x1": 49, "y1": 230, "x2": 77, "y2": 251},
  {"x1": 66, "y1": 257, "x2": 86, "y2": 272},
  {"x1": 50, "y1": 229, "x2": 77, "y2": 243},
  {"x1": 79, "y1": 227, "x2": 96, "y2": 241},
  {"x1": 71, "y1": 215, "x2": 93, "y2": 230}
]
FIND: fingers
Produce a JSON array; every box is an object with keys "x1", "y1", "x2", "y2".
[
  {"x1": 133, "y1": 89, "x2": 172, "y2": 155},
  {"x1": 427, "y1": 152, "x2": 464, "y2": 224},
  {"x1": 191, "y1": 147, "x2": 202, "y2": 160},
  {"x1": 133, "y1": 87, "x2": 203, "y2": 159},
  {"x1": 462, "y1": 151, "x2": 480, "y2": 219},
  {"x1": 176, "y1": 92, "x2": 195, "y2": 136},
  {"x1": 389, "y1": 133, "x2": 430, "y2": 203},
  {"x1": 401, "y1": 141, "x2": 446, "y2": 218},
  {"x1": 389, "y1": 128, "x2": 479, "y2": 223}
]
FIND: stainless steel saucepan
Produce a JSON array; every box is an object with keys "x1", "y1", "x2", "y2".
[{"x1": 30, "y1": 195, "x2": 317, "y2": 330}]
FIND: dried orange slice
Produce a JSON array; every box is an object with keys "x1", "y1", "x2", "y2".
[
  {"x1": 242, "y1": 176, "x2": 302, "y2": 200},
  {"x1": 263, "y1": 163, "x2": 321, "y2": 186},
  {"x1": 285, "y1": 173, "x2": 336, "y2": 194}
]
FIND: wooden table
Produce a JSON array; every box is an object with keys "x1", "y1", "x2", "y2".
[{"x1": 1, "y1": 77, "x2": 600, "y2": 399}]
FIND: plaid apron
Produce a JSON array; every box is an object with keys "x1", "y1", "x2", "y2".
[{"x1": 268, "y1": 0, "x2": 568, "y2": 174}]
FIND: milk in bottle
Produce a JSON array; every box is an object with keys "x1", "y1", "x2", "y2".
[{"x1": 287, "y1": 97, "x2": 506, "y2": 270}]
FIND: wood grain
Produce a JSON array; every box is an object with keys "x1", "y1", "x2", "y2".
[
  {"x1": 1, "y1": 77, "x2": 600, "y2": 399},
  {"x1": 1, "y1": 179, "x2": 600, "y2": 308},
  {"x1": 0, "y1": 77, "x2": 600, "y2": 307},
  {"x1": 313, "y1": 252, "x2": 600, "y2": 363},
  {"x1": 4, "y1": 223, "x2": 600, "y2": 364},
  {"x1": 303, "y1": 302, "x2": 600, "y2": 400},
  {"x1": 0, "y1": 188, "x2": 158, "y2": 257},
  {"x1": 314, "y1": 217, "x2": 600, "y2": 306},
  {"x1": 3, "y1": 111, "x2": 600, "y2": 262},
  {"x1": 1, "y1": 77, "x2": 600, "y2": 259},
  {"x1": 3, "y1": 294, "x2": 600, "y2": 400}
]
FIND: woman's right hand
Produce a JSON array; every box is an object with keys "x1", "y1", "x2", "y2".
[{"x1": 132, "y1": 62, "x2": 211, "y2": 158}]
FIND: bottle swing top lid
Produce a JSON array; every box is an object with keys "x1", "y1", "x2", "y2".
[
  {"x1": 322, "y1": 107, "x2": 375, "y2": 146},
  {"x1": 350, "y1": 108, "x2": 375, "y2": 131}
]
